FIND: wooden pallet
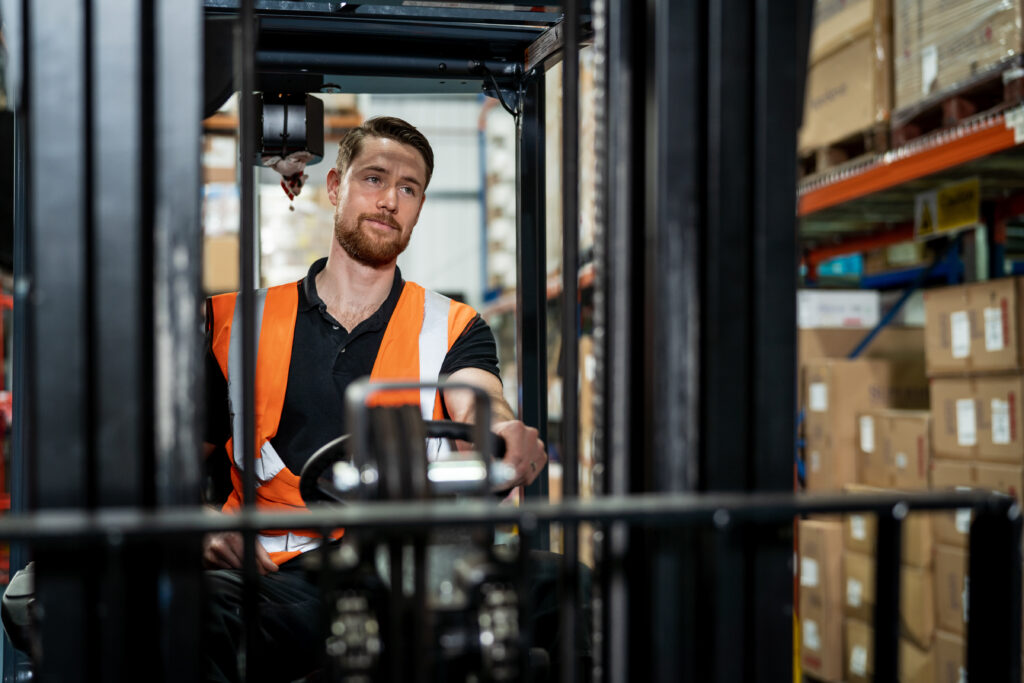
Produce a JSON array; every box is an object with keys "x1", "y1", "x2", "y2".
[
  {"x1": 892, "y1": 58, "x2": 1024, "y2": 146},
  {"x1": 799, "y1": 122, "x2": 889, "y2": 178}
]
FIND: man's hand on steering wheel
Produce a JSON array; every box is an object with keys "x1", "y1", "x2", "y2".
[{"x1": 492, "y1": 419, "x2": 547, "y2": 489}]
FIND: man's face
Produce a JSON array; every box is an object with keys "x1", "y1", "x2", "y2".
[{"x1": 327, "y1": 136, "x2": 428, "y2": 268}]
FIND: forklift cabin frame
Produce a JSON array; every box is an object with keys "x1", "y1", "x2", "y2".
[{"x1": 4, "y1": 1, "x2": 1022, "y2": 682}]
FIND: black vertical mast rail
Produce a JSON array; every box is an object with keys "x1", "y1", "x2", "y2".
[
  {"x1": 561, "y1": 1, "x2": 581, "y2": 681},
  {"x1": 516, "y1": 65, "x2": 551, "y2": 551},
  {"x1": 236, "y1": 0, "x2": 262, "y2": 679},
  {"x1": 153, "y1": 0, "x2": 205, "y2": 678},
  {"x1": 25, "y1": 0, "x2": 90, "y2": 679},
  {"x1": 600, "y1": 0, "x2": 646, "y2": 678}
]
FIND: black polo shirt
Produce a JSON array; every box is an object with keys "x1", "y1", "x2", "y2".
[{"x1": 204, "y1": 258, "x2": 500, "y2": 475}]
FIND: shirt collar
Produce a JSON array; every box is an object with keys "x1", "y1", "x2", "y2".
[{"x1": 298, "y1": 258, "x2": 405, "y2": 325}]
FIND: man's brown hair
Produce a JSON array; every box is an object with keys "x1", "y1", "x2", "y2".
[{"x1": 335, "y1": 116, "x2": 435, "y2": 189}]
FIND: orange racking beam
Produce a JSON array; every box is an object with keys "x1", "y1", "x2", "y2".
[{"x1": 799, "y1": 115, "x2": 1020, "y2": 216}]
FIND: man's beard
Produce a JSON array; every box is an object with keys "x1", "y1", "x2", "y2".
[{"x1": 334, "y1": 211, "x2": 411, "y2": 268}]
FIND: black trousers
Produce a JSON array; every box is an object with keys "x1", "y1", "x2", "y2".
[{"x1": 203, "y1": 550, "x2": 591, "y2": 683}]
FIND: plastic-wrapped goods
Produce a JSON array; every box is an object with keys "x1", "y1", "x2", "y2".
[
  {"x1": 893, "y1": 0, "x2": 1024, "y2": 116},
  {"x1": 800, "y1": 0, "x2": 892, "y2": 153}
]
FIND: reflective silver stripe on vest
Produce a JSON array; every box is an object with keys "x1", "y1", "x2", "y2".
[
  {"x1": 420, "y1": 290, "x2": 452, "y2": 460},
  {"x1": 227, "y1": 289, "x2": 286, "y2": 484},
  {"x1": 258, "y1": 532, "x2": 322, "y2": 556}
]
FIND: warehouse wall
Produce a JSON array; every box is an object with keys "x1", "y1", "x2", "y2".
[{"x1": 361, "y1": 94, "x2": 491, "y2": 308}]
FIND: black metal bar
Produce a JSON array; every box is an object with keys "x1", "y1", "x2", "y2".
[
  {"x1": 644, "y1": 1, "x2": 703, "y2": 680},
  {"x1": 25, "y1": 0, "x2": 90, "y2": 679},
  {"x1": 153, "y1": 0, "x2": 205, "y2": 677},
  {"x1": 702, "y1": 0, "x2": 751, "y2": 493},
  {"x1": 237, "y1": 0, "x2": 261, "y2": 680},
  {"x1": 0, "y1": 491, "x2": 1006, "y2": 541},
  {"x1": 750, "y1": 1, "x2": 807, "y2": 680},
  {"x1": 259, "y1": 16, "x2": 543, "y2": 45},
  {"x1": 967, "y1": 501, "x2": 1023, "y2": 682},
  {"x1": 645, "y1": 0, "x2": 700, "y2": 491},
  {"x1": 256, "y1": 51, "x2": 518, "y2": 82},
  {"x1": 872, "y1": 512, "x2": 903, "y2": 683},
  {"x1": 6, "y1": 41, "x2": 30, "y2": 681},
  {"x1": 561, "y1": 1, "x2": 581, "y2": 679},
  {"x1": 94, "y1": 0, "x2": 143, "y2": 507},
  {"x1": 207, "y1": 0, "x2": 563, "y2": 25},
  {"x1": 600, "y1": 0, "x2": 645, "y2": 676},
  {"x1": 516, "y1": 66, "x2": 550, "y2": 549},
  {"x1": 154, "y1": 0, "x2": 204, "y2": 506}
]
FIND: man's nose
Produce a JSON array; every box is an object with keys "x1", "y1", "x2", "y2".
[{"x1": 377, "y1": 186, "x2": 398, "y2": 212}]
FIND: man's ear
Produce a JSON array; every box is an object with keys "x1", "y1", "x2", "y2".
[{"x1": 326, "y1": 167, "x2": 340, "y2": 206}]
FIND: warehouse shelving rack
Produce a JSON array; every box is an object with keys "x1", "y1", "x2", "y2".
[
  {"x1": 800, "y1": 103, "x2": 1024, "y2": 281},
  {"x1": 3, "y1": 1, "x2": 1022, "y2": 682}
]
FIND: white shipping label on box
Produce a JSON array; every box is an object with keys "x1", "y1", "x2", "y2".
[
  {"x1": 956, "y1": 509, "x2": 972, "y2": 533},
  {"x1": 802, "y1": 619, "x2": 821, "y2": 651},
  {"x1": 992, "y1": 398, "x2": 1011, "y2": 445},
  {"x1": 922, "y1": 44, "x2": 938, "y2": 95},
  {"x1": 950, "y1": 311, "x2": 971, "y2": 359},
  {"x1": 956, "y1": 399, "x2": 977, "y2": 446},
  {"x1": 984, "y1": 307, "x2": 1005, "y2": 351},
  {"x1": 800, "y1": 557, "x2": 820, "y2": 587},
  {"x1": 958, "y1": 667, "x2": 967, "y2": 683},
  {"x1": 859, "y1": 416, "x2": 875, "y2": 453},
  {"x1": 850, "y1": 645, "x2": 868, "y2": 676},
  {"x1": 850, "y1": 515, "x2": 867, "y2": 541},
  {"x1": 810, "y1": 451, "x2": 821, "y2": 472},
  {"x1": 809, "y1": 382, "x2": 828, "y2": 412},
  {"x1": 895, "y1": 452, "x2": 908, "y2": 470},
  {"x1": 846, "y1": 578, "x2": 863, "y2": 607}
]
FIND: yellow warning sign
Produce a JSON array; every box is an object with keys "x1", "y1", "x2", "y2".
[{"x1": 915, "y1": 177, "x2": 981, "y2": 241}]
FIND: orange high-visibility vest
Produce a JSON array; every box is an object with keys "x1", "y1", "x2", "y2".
[{"x1": 209, "y1": 278, "x2": 478, "y2": 564}]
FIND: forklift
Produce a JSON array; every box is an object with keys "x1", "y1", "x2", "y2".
[{"x1": 2, "y1": 1, "x2": 1020, "y2": 681}]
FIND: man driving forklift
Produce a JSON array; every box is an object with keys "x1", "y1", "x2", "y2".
[{"x1": 201, "y1": 115, "x2": 558, "y2": 682}]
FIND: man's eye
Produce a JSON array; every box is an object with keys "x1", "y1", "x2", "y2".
[
  {"x1": 365, "y1": 176, "x2": 380, "y2": 184},
  {"x1": 400, "y1": 186, "x2": 416, "y2": 196}
]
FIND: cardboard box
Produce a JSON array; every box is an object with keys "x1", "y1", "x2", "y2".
[
  {"x1": 798, "y1": 290, "x2": 881, "y2": 329},
  {"x1": 844, "y1": 617, "x2": 873, "y2": 683},
  {"x1": 800, "y1": 31, "x2": 892, "y2": 152},
  {"x1": 840, "y1": 621, "x2": 934, "y2": 683},
  {"x1": 934, "y1": 545, "x2": 968, "y2": 636},
  {"x1": 900, "y1": 637, "x2": 935, "y2": 683},
  {"x1": 843, "y1": 551, "x2": 875, "y2": 623},
  {"x1": 799, "y1": 520, "x2": 846, "y2": 682},
  {"x1": 930, "y1": 459, "x2": 974, "y2": 548},
  {"x1": 900, "y1": 564, "x2": 935, "y2": 649},
  {"x1": 929, "y1": 458, "x2": 1023, "y2": 546},
  {"x1": 923, "y1": 278, "x2": 1024, "y2": 376},
  {"x1": 930, "y1": 374, "x2": 1024, "y2": 462},
  {"x1": 798, "y1": 327, "x2": 928, "y2": 414},
  {"x1": 798, "y1": 327, "x2": 926, "y2": 366},
  {"x1": 810, "y1": 0, "x2": 887, "y2": 64},
  {"x1": 858, "y1": 410, "x2": 931, "y2": 489},
  {"x1": 934, "y1": 630, "x2": 965, "y2": 683},
  {"x1": 204, "y1": 234, "x2": 240, "y2": 295},
  {"x1": 805, "y1": 360, "x2": 920, "y2": 491},
  {"x1": 842, "y1": 485, "x2": 934, "y2": 567},
  {"x1": 894, "y1": 0, "x2": 1024, "y2": 112}
]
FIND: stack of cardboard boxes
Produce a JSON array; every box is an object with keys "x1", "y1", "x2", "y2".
[
  {"x1": 893, "y1": 0, "x2": 1024, "y2": 114},
  {"x1": 840, "y1": 485, "x2": 936, "y2": 683},
  {"x1": 800, "y1": 0, "x2": 892, "y2": 155},
  {"x1": 923, "y1": 279, "x2": 1024, "y2": 680},
  {"x1": 798, "y1": 290, "x2": 931, "y2": 680}
]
